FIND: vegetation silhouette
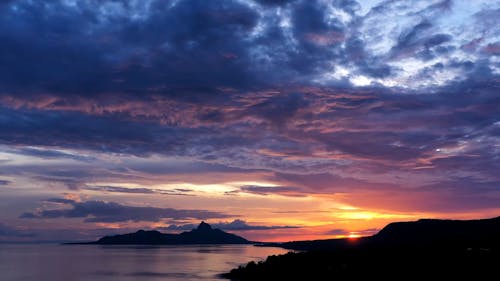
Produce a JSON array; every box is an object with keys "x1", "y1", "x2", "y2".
[{"x1": 223, "y1": 217, "x2": 500, "y2": 280}]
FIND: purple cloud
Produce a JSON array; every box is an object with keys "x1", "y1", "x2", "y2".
[
  {"x1": 238, "y1": 185, "x2": 305, "y2": 196},
  {"x1": 165, "y1": 219, "x2": 300, "y2": 232},
  {"x1": 0, "y1": 223, "x2": 34, "y2": 237},
  {"x1": 20, "y1": 199, "x2": 232, "y2": 223},
  {"x1": 82, "y1": 185, "x2": 193, "y2": 196},
  {"x1": 0, "y1": 0, "x2": 498, "y2": 223},
  {"x1": 325, "y1": 228, "x2": 379, "y2": 236}
]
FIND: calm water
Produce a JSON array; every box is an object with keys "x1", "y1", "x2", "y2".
[{"x1": 0, "y1": 244, "x2": 289, "y2": 281}]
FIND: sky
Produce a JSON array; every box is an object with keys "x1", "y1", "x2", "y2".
[{"x1": 0, "y1": 0, "x2": 499, "y2": 242}]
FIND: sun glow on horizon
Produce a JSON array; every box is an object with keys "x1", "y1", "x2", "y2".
[{"x1": 348, "y1": 232, "x2": 361, "y2": 239}]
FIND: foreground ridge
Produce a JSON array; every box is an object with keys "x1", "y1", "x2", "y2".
[{"x1": 223, "y1": 216, "x2": 500, "y2": 280}]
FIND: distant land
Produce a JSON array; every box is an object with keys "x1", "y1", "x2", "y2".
[
  {"x1": 74, "y1": 221, "x2": 252, "y2": 245},
  {"x1": 223, "y1": 216, "x2": 500, "y2": 280}
]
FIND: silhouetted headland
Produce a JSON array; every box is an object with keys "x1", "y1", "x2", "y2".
[
  {"x1": 73, "y1": 221, "x2": 252, "y2": 245},
  {"x1": 223, "y1": 216, "x2": 500, "y2": 280}
]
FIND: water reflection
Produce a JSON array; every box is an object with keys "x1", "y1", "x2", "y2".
[{"x1": 0, "y1": 244, "x2": 289, "y2": 281}]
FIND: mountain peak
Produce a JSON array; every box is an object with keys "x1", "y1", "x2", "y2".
[
  {"x1": 90, "y1": 220, "x2": 252, "y2": 245},
  {"x1": 197, "y1": 221, "x2": 212, "y2": 231}
]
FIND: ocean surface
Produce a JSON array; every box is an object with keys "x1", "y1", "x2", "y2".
[{"x1": 0, "y1": 244, "x2": 289, "y2": 281}]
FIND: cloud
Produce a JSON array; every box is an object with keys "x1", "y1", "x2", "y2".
[
  {"x1": 415, "y1": 178, "x2": 500, "y2": 211},
  {"x1": 0, "y1": 0, "x2": 496, "y2": 100},
  {"x1": 324, "y1": 228, "x2": 349, "y2": 236},
  {"x1": 1, "y1": 81, "x2": 499, "y2": 209},
  {"x1": 338, "y1": 177, "x2": 500, "y2": 214},
  {"x1": 0, "y1": 179, "x2": 10, "y2": 185},
  {"x1": 20, "y1": 198, "x2": 231, "y2": 223},
  {"x1": 237, "y1": 185, "x2": 305, "y2": 196},
  {"x1": 84, "y1": 185, "x2": 156, "y2": 194},
  {"x1": 245, "y1": 93, "x2": 309, "y2": 127},
  {"x1": 255, "y1": 0, "x2": 296, "y2": 6},
  {"x1": 272, "y1": 172, "x2": 400, "y2": 193},
  {"x1": 164, "y1": 219, "x2": 300, "y2": 231},
  {"x1": 325, "y1": 228, "x2": 379, "y2": 236},
  {"x1": 82, "y1": 185, "x2": 193, "y2": 196},
  {"x1": 0, "y1": 0, "x2": 262, "y2": 99},
  {"x1": 45, "y1": 198, "x2": 77, "y2": 204},
  {"x1": 0, "y1": 223, "x2": 34, "y2": 237},
  {"x1": 0, "y1": 226, "x2": 145, "y2": 242},
  {"x1": 1, "y1": 80, "x2": 499, "y2": 210},
  {"x1": 0, "y1": 106, "x2": 181, "y2": 155},
  {"x1": 0, "y1": 0, "x2": 498, "y2": 219},
  {"x1": 14, "y1": 147, "x2": 95, "y2": 162}
]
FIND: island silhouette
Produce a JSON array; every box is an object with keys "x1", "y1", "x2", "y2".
[
  {"x1": 223, "y1": 216, "x2": 500, "y2": 280},
  {"x1": 78, "y1": 221, "x2": 253, "y2": 245}
]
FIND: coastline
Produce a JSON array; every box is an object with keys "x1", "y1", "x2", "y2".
[{"x1": 221, "y1": 217, "x2": 500, "y2": 280}]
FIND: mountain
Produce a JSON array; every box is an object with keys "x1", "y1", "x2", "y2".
[
  {"x1": 371, "y1": 216, "x2": 500, "y2": 247},
  {"x1": 265, "y1": 216, "x2": 500, "y2": 251},
  {"x1": 88, "y1": 221, "x2": 252, "y2": 245},
  {"x1": 224, "y1": 216, "x2": 500, "y2": 280}
]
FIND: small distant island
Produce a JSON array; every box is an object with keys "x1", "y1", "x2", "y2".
[
  {"x1": 74, "y1": 221, "x2": 253, "y2": 245},
  {"x1": 223, "y1": 216, "x2": 500, "y2": 280}
]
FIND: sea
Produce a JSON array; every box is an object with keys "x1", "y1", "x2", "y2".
[{"x1": 0, "y1": 244, "x2": 289, "y2": 281}]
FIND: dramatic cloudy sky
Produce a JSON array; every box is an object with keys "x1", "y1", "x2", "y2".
[{"x1": 1, "y1": 0, "x2": 499, "y2": 242}]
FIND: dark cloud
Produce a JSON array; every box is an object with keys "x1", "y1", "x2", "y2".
[
  {"x1": 0, "y1": 0, "x2": 496, "y2": 101},
  {"x1": 14, "y1": 147, "x2": 95, "y2": 162},
  {"x1": 246, "y1": 93, "x2": 309, "y2": 126},
  {"x1": 325, "y1": 228, "x2": 379, "y2": 236},
  {"x1": 0, "y1": 179, "x2": 10, "y2": 185},
  {"x1": 395, "y1": 20, "x2": 433, "y2": 50},
  {"x1": 484, "y1": 42, "x2": 500, "y2": 56},
  {"x1": 238, "y1": 185, "x2": 305, "y2": 196},
  {"x1": 82, "y1": 185, "x2": 193, "y2": 196},
  {"x1": 0, "y1": 106, "x2": 210, "y2": 156},
  {"x1": 0, "y1": 226, "x2": 143, "y2": 242},
  {"x1": 45, "y1": 198, "x2": 77, "y2": 204},
  {"x1": 324, "y1": 228, "x2": 349, "y2": 235},
  {"x1": 1, "y1": 80, "x2": 498, "y2": 200},
  {"x1": 473, "y1": 7, "x2": 500, "y2": 32},
  {"x1": 1, "y1": 81, "x2": 498, "y2": 191},
  {"x1": 0, "y1": 223, "x2": 34, "y2": 237},
  {"x1": 165, "y1": 219, "x2": 300, "y2": 231},
  {"x1": 0, "y1": 0, "x2": 361, "y2": 100},
  {"x1": 84, "y1": 185, "x2": 156, "y2": 194},
  {"x1": 254, "y1": 0, "x2": 296, "y2": 6},
  {"x1": 424, "y1": 33, "x2": 452, "y2": 48},
  {"x1": 0, "y1": 0, "x2": 263, "y2": 101},
  {"x1": 388, "y1": 19, "x2": 455, "y2": 61},
  {"x1": 20, "y1": 199, "x2": 231, "y2": 223}
]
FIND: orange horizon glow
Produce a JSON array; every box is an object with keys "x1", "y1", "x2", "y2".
[{"x1": 32, "y1": 178, "x2": 500, "y2": 243}]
